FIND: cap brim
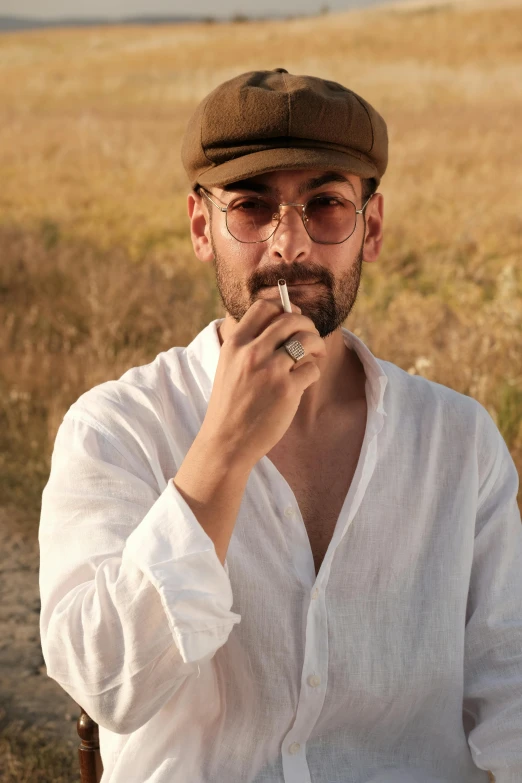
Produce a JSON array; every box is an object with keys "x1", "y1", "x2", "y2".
[{"x1": 195, "y1": 146, "x2": 379, "y2": 189}]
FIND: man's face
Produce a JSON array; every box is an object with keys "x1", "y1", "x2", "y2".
[{"x1": 203, "y1": 169, "x2": 369, "y2": 339}]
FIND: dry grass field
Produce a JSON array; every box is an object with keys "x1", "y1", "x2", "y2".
[{"x1": 0, "y1": 0, "x2": 520, "y2": 779}]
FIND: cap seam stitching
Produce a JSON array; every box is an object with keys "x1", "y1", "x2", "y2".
[
  {"x1": 281, "y1": 71, "x2": 291, "y2": 136},
  {"x1": 199, "y1": 141, "x2": 365, "y2": 160},
  {"x1": 350, "y1": 92, "x2": 374, "y2": 153},
  {"x1": 200, "y1": 94, "x2": 215, "y2": 167},
  {"x1": 195, "y1": 144, "x2": 371, "y2": 182}
]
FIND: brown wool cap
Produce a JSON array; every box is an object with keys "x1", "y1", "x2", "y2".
[{"x1": 181, "y1": 68, "x2": 388, "y2": 190}]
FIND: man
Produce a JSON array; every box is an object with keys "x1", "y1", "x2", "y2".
[{"x1": 39, "y1": 69, "x2": 521, "y2": 783}]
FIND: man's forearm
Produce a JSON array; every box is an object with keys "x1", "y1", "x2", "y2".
[{"x1": 172, "y1": 430, "x2": 252, "y2": 566}]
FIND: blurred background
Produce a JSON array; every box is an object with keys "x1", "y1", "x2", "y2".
[{"x1": 0, "y1": 0, "x2": 520, "y2": 780}]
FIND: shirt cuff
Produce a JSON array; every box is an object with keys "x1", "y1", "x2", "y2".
[{"x1": 123, "y1": 478, "x2": 241, "y2": 664}]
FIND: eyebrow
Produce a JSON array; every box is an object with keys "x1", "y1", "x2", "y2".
[{"x1": 221, "y1": 172, "x2": 357, "y2": 199}]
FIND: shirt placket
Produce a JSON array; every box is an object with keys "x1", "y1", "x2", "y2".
[
  {"x1": 281, "y1": 582, "x2": 328, "y2": 783},
  {"x1": 280, "y1": 407, "x2": 386, "y2": 783}
]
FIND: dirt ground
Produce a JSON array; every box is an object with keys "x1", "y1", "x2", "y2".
[{"x1": 0, "y1": 504, "x2": 80, "y2": 752}]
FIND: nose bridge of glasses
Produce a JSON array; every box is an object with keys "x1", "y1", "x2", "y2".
[
  {"x1": 273, "y1": 202, "x2": 307, "y2": 226},
  {"x1": 268, "y1": 204, "x2": 310, "y2": 248},
  {"x1": 268, "y1": 205, "x2": 309, "y2": 247}
]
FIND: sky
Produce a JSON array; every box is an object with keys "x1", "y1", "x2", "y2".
[{"x1": 0, "y1": 0, "x2": 389, "y2": 20}]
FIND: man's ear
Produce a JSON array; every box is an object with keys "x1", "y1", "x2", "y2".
[
  {"x1": 362, "y1": 192, "x2": 384, "y2": 264},
  {"x1": 187, "y1": 191, "x2": 214, "y2": 262}
]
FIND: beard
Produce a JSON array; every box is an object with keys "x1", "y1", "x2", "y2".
[{"x1": 210, "y1": 230, "x2": 365, "y2": 340}]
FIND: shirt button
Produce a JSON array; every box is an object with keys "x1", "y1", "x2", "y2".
[
  {"x1": 288, "y1": 742, "x2": 301, "y2": 754},
  {"x1": 284, "y1": 506, "x2": 295, "y2": 517},
  {"x1": 307, "y1": 674, "x2": 321, "y2": 688},
  {"x1": 311, "y1": 587, "x2": 319, "y2": 599}
]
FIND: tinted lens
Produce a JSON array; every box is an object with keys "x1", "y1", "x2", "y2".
[
  {"x1": 305, "y1": 196, "x2": 357, "y2": 243},
  {"x1": 226, "y1": 197, "x2": 278, "y2": 242}
]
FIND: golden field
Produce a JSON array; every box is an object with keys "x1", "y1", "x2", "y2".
[{"x1": 0, "y1": 0, "x2": 521, "y2": 519}]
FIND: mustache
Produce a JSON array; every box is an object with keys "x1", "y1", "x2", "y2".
[{"x1": 254, "y1": 274, "x2": 325, "y2": 288}]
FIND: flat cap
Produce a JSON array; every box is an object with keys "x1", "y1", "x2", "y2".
[{"x1": 181, "y1": 68, "x2": 388, "y2": 189}]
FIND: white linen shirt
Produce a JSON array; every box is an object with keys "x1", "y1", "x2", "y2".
[{"x1": 39, "y1": 318, "x2": 522, "y2": 783}]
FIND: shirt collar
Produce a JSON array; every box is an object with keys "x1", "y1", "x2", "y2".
[
  {"x1": 342, "y1": 328, "x2": 388, "y2": 418},
  {"x1": 186, "y1": 318, "x2": 388, "y2": 418}
]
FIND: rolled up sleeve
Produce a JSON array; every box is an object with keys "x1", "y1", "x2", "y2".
[
  {"x1": 124, "y1": 477, "x2": 240, "y2": 664},
  {"x1": 39, "y1": 412, "x2": 241, "y2": 734}
]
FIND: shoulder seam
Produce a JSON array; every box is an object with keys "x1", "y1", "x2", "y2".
[{"x1": 475, "y1": 404, "x2": 504, "y2": 513}]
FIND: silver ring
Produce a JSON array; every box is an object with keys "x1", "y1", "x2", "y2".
[{"x1": 283, "y1": 339, "x2": 305, "y2": 363}]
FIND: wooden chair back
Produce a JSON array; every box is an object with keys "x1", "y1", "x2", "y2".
[{"x1": 77, "y1": 705, "x2": 104, "y2": 783}]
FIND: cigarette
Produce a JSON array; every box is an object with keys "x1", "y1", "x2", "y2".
[{"x1": 278, "y1": 279, "x2": 292, "y2": 313}]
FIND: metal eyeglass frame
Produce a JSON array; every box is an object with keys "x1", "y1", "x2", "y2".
[{"x1": 198, "y1": 186, "x2": 375, "y2": 245}]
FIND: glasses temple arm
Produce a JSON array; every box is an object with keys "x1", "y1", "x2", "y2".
[{"x1": 199, "y1": 188, "x2": 227, "y2": 212}]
